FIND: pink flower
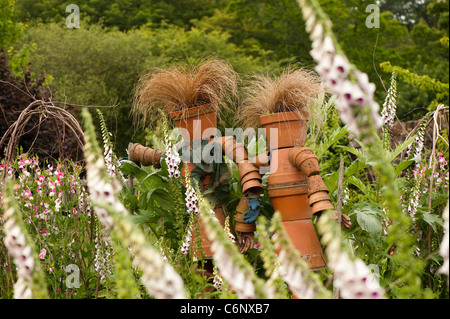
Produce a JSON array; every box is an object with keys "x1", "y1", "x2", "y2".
[
  {"x1": 42, "y1": 230, "x2": 49, "y2": 236},
  {"x1": 39, "y1": 249, "x2": 47, "y2": 259},
  {"x1": 49, "y1": 266, "x2": 54, "y2": 272}
]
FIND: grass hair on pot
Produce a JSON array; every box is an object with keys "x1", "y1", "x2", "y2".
[
  {"x1": 239, "y1": 65, "x2": 326, "y2": 129},
  {"x1": 132, "y1": 57, "x2": 239, "y2": 128}
]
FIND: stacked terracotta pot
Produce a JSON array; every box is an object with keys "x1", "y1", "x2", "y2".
[
  {"x1": 129, "y1": 143, "x2": 163, "y2": 168},
  {"x1": 129, "y1": 104, "x2": 263, "y2": 258},
  {"x1": 213, "y1": 135, "x2": 263, "y2": 233},
  {"x1": 260, "y1": 111, "x2": 331, "y2": 270}
]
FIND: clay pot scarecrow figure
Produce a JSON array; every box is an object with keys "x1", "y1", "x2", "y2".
[
  {"x1": 128, "y1": 59, "x2": 263, "y2": 264},
  {"x1": 240, "y1": 67, "x2": 351, "y2": 270}
]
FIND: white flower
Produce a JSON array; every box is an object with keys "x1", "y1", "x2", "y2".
[
  {"x1": 302, "y1": 2, "x2": 382, "y2": 139},
  {"x1": 310, "y1": 23, "x2": 324, "y2": 42},
  {"x1": 327, "y1": 240, "x2": 385, "y2": 299},
  {"x1": 180, "y1": 229, "x2": 192, "y2": 255},
  {"x1": 439, "y1": 204, "x2": 449, "y2": 278},
  {"x1": 184, "y1": 183, "x2": 199, "y2": 215},
  {"x1": 321, "y1": 36, "x2": 335, "y2": 56},
  {"x1": 332, "y1": 54, "x2": 351, "y2": 79}
]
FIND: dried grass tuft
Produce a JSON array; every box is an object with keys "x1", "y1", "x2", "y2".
[
  {"x1": 239, "y1": 66, "x2": 325, "y2": 128},
  {"x1": 132, "y1": 58, "x2": 238, "y2": 127}
]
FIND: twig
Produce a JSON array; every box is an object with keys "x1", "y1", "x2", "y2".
[
  {"x1": 0, "y1": 100, "x2": 85, "y2": 181},
  {"x1": 372, "y1": 32, "x2": 387, "y2": 94},
  {"x1": 52, "y1": 100, "x2": 119, "y2": 108}
]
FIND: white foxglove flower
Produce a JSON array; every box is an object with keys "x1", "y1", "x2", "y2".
[
  {"x1": 83, "y1": 109, "x2": 186, "y2": 299},
  {"x1": 321, "y1": 36, "x2": 335, "y2": 56},
  {"x1": 381, "y1": 72, "x2": 398, "y2": 129},
  {"x1": 439, "y1": 204, "x2": 449, "y2": 279},
  {"x1": 319, "y1": 212, "x2": 386, "y2": 299},
  {"x1": 185, "y1": 182, "x2": 199, "y2": 215},
  {"x1": 332, "y1": 54, "x2": 351, "y2": 79},
  {"x1": 165, "y1": 145, "x2": 181, "y2": 179},
  {"x1": 310, "y1": 23, "x2": 324, "y2": 42},
  {"x1": 180, "y1": 229, "x2": 192, "y2": 255},
  {"x1": 300, "y1": 1, "x2": 382, "y2": 139}
]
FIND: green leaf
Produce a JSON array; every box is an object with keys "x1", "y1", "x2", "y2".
[
  {"x1": 387, "y1": 136, "x2": 416, "y2": 163},
  {"x1": 325, "y1": 156, "x2": 369, "y2": 194},
  {"x1": 119, "y1": 160, "x2": 148, "y2": 180},
  {"x1": 351, "y1": 202, "x2": 383, "y2": 240},
  {"x1": 336, "y1": 145, "x2": 363, "y2": 157},
  {"x1": 394, "y1": 159, "x2": 414, "y2": 176},
  {"x1": 416, "y1": 210, "x2": 443, "y2": 232},
  {"x1": 315, "y1": 126, "x2": 348, "y2": 158},
  {"x1": 346, "y1": 176, "x2": 377, "y2": 202}
]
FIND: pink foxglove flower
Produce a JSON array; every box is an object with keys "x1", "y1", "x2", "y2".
[{"x1": 39, "y1": 249, "x2": 47, "y2": 259}]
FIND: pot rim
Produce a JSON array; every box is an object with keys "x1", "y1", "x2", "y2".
[
  {"x1": 169, "y1": 103, "x2": 215, "y2": 121},
  {"x1": 259, "y1": 110, "x2": 309, "y2": 126}
]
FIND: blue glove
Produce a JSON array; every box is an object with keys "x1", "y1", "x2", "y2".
[{"x1": 244, "y1": 197, "x2": 260, "y2": 224}]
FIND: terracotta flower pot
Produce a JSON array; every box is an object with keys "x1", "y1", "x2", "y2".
[
  {"x1": 129, "y1": 143, "x2": 145, "y2": 163},
  {"x1": 129, "y1": 143, "x2": 163, "y2": 168},
  {"x1": 238, "y1": 161, "x2": 260, "y2": 180},
  {"x1": 259, "y1": 111, "x2": 308, "y2": 151},
  {"x1": 238, "y1": 160, "x2": 263, "y2": 195},
  {"x1": 307, "y1": 174, "x2": 329, "y2": 196},
  {"x1": 251, "y1": 152, "x2": 270, "y2": 168},
  {"x1": 267, "y1": 183, "x2": 312, "y2": 220},
  {"x1": 261, "y1": 112, "x2": 326, "y2": 270},
  {"x1": 282, "y1": 220, "x2": 327, "y2": 270},
  {"x1": 308, "y1": 190, "x2": 330, "y2": 203},
  {"x1": 288, "y1": 146, "x2": 313, "y2": 164},
  {"x1": 234, "y1": 197, "x2": 256, "y2": 232},
  {"x1": 310, "y1": 199, "x2": 335, "y2": 215},
  {"x1": 288, "y1": 147, "x2": 320, "y2": 177},
  {"x1": 268, "y1": 148, "x2": 306, "y2": 186},
  {"x1": 169, "y1": 103, "x2": 217, "y2": 141}
]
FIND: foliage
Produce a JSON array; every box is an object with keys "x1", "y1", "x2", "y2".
[
  {"x1": 0, "y1": 0, "x2": 23, "y2": 48},
  {"x1": 0, "y1": 154, "x2": 98, "y2": 298},
  {"x1": 15, "y1": 22, "x2": 275, "y2": 157},
  {"x1": 0, "y1": 51, "x2": 82, "y2": 165},
  {"x1": 0, "y1": 0, "x2": 449, "y2": 300}
]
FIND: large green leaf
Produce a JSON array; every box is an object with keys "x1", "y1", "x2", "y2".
[
  {"x1": 119, "y1": 159, "x2": 150, "y2": 180},
  {"x1": 351, "y1": 202, "x2": 383, "y2": 240}
]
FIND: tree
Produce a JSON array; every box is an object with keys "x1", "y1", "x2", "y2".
[{"x1": 0, "y1": 0, "x2": 23, "y2": 48}]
